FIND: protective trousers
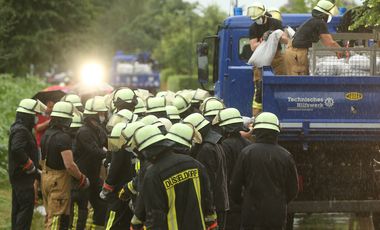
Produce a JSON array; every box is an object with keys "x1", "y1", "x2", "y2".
[
  {"x1": 217, "y1": 211, "x2": 227, "y2": 230},
  {"x1": 41, "y1": 166, "x2": 71, "y2": 230},
  {"x1": 104, "y1": 195, "x2": 133, "y2": 230},
  {"x1": 252, "y1": 51, "x2": 284, "y2": 110},
  {"x1": 284, "y1": 41, "x2": 309, "y2": 75},
  {"x1": 11, "y1": 187, "x2": 34, "y2": 230},
  {"x1": 70, "y1": 181, "x2": 107, "y2": 229}
]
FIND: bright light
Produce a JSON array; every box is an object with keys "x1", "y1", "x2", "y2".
[{"x1": 79, "y1": 62, "x2": 105, "y2": 86}]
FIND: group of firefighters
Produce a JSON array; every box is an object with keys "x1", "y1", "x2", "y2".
[
  {"x1": 249, "y1": 0, "x2": 342, "y2": 116},
  {"x1": 8, "y1": 0, "x2": 344, "y2": 229},
  {"x1": 9, "y1": 87, "x2": 298, "y2": 230}
]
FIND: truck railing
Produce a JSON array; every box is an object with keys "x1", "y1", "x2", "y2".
[{"x1": 309, "y1": 46, "x2": 380, "y2": 76}]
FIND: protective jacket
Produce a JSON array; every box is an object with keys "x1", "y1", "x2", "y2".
[
  {"x1": 142, "y1": 151, "x2": 214, "y2": 230},
  {"x1": 74, "y1": 121, "x2": 107, "y2": 182},
  {"x1": 193, "y1": 128, "x2": 229, "y2": 212},
  {"x1": 105, "y1": 149, "x2": 135, "y2": 196},
  {"x1": 8, "y1": 114, "x2": 38, "y2": 189},
  {"x1": 230, "y1": 129, "x2": 299, "y2": 229}
]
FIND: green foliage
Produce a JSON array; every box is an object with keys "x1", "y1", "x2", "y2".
[
  {"x1": 0, "y1": 0, "x2": 95, "y2": 75},
  {"x1": 166, "y1": 75, "x2": 199, "y2": 91},
  {"x1": 280, "y1": 0, "x2": 357, "y2": 13},
  {"x1": 0, "y1": 75, "x2": 47, "y2": 171},
  {"x1": 351, "y1": 0, "x2": 380, "y2": 29}
]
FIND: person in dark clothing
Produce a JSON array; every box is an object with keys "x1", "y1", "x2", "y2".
[
  {"x1": 133, "y1": 125, "x2": 216, "y2": 230},
  {"x1": 284, "y1": 0, "x2": 342, "y2": 75},
  {"x1": 183, "y1": 113, "x2": 229, "y2": 230},
  {"x1": 200, "y1": 98, "x2": 225, "y2": 135},
  {"x1": 112, "y1": 88, "x2": 138, "y2": 112},
  {"x1": 213, "y1": 108, "x2": 252, "y2": 230},
  {"x1": 99, "y1": 122, "x2": 135, "y2": 229},
  {"x1": 8, "y1": 98, "x2": 46, "y2": 230},
  {"x1": 41, "y1": 102, "x2": 89, "y2": 229},
  {"x1": 247, "y1": 2, "x2": 288, "y2": 116},
  {"x1": 73, "y1": 97, "x2": 109, "y2": 229},
  {"x1": 230, "y1": 112, "x2": 299, "y2": 230},
  {"x1": 173, "y1": 94, "x2": 194, "y2": 119}
]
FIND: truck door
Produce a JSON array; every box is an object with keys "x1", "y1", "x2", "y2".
[{"x1": 224, "y1": 29, "x2": 254, "y2": 116}]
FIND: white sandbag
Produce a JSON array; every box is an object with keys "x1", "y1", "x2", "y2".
[
  {"x1": 315, "y1": 62, "x2": 338, "y2": 76},
  {"x1": 348, "y1": 55, "x2": 370, "y2": 70},
  {"x1": 247, "y1": 29, "x2": 284, "y2": 67},
  {"x1": 335, "y1": 62, "x2": 351, "y2": 76}
]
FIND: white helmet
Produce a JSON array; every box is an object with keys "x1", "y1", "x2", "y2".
[
  {"x1": 314, "y1": 0, "x2": 339, "y2": 16},
  {"x1": 70, "y1": 112, "x2": 83, "y2": 128},
  {"x1": 61, "y1": 94, "x2": 82, "y2": 107},
  {"x1": 108, "y1": 122, "x2": 128, "y2": 151},
  {"x1": 84, "y1": 96, "x2": 108, "y2": 115},
  {"x1": 16, "y1": 99, "x2": 46, "y2": 115},
  {"x1": 183, "y1": 113, "x2": 209, "y2": 131},
  {"x1": 132, "y1": 125, "x2": 166, "y2": 151},
  {"x1": 247, "y1": 2, "x2": 266, "y2": 20},
  {"x1": 51, "y1": 101, "x2": 75, "y2": 119},
  {"x1": 253, "y1": 112, "x2": 280, "y2": 132},
  {"x1": 166, "y1": 123, "x2": 202, "y2": 148},
  {"x1": 212, "y1": 108, "x2": 244, "y2": 126}
]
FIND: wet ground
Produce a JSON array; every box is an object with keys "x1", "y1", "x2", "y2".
[{"x1": 294, "y1": 213, "x2": 374, "y2": 229}]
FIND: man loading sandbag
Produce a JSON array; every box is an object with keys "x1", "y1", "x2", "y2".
[
  {"x1": 284, "y1": 0, "x2": 343, "y2": 76},
  {"x1": 248, "y1": 2, "x2": 288, "y2": 116}
]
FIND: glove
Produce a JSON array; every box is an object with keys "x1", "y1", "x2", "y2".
[
  {"x1": 205, "y1": 213, "x2": 218, "y2": 230},
  {"x1": 118, "y1": 181, "x2": 136, "y2": 201},
  {"x1": 130, "y1": 215, "x2": 144, "y2": 230},
  {"x1": 262, "y1": 30, "x2": 273, "y2": 41},
  {"x1": 22, "y1": 159, "x2": 36, "y2": 174},
  {"x1": 99, "y1": 182, "x2": 114, "y2": 200},
  {"x1": 78, "y1": 174, "x2": 90, "y2": 189}
]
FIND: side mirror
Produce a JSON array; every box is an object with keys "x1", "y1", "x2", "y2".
[{"x1": 197, "y1": 43, "x2": 209, "y2": 83}]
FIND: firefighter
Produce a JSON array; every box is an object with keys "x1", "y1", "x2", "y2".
[
  {"x1": 8, "y1": 99, "x2": 46, "y2": 229},
  {"x1": 189, "y1": 89, "x2": 210, "y2": 113},
  {"x1": 134, "y1": 97, "x2": 146, "y2": 117},
  {"x1": 247, "y1": 2, "x2": 288, "y2": 116},
  {"x1": 68, "y1": 112, "x2": 83, "y2": 138},
  {"x1": 212, "y1": 108, "x2": 252, "y2": 229},
  {"x1": 165, "y1": 105, "x2": 181, "y2": 124},
  {"x1": 61, "y1": 94, "x2": 84, "y2": 112},
  {"x1": 41, "y1": 101, "x2": 90, "y2": 229},
  {"x1": 183, "y1": 113, "x2": 229, "y2": 230},
  {"x1": 284, "y1": 0, "x2": 342, "y2": 76},
  {"x1": 132, "y1": 125, "x2": 217, "y2": 229},
  {"x1": 112, "y1": 88, "x2": 138, "y2": 112},
  {"x1": 230, "y1": 112, "x2": 299, "y2": 230},
  {"x1": 106, "y1": 109, "x2": 138, "y2": 133},
  {"x1": 145, "y1": 96, "x2": 167, "y2": 118},
  {"x1": 200, "y1": 98, "x2": 226, "y2": 135},
  {"x1": 118, "y1": 122, "x2": 146, "y2": 230},
  {"x1": 100, "y1": 122, "x2": 135, "y2": 229},
  {"x1": 172, "y1": 94, "x2": 193, "y2": 119},
  {"x1": 166, "y1": 123, "x2": 202, "y2": 155},
  {"x1": 73, "y1": 96, "x2": 109, "y2": 229}
]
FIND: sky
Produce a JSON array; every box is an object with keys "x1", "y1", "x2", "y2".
[{"x1": 185, "y1": 0, "x2": 363, "y2": 15}]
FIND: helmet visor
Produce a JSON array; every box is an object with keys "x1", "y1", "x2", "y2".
[
  {"x1": 107, "y1": 114, "x2": 128, "y2": 133},
  {"x1": 247, "y1": 6, "x2": 265, "y2": 20},
  {"x1": 108, "y1": 136, "x2": 126, "y2": 152}
]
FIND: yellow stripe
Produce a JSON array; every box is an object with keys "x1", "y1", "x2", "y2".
[
  {"x1": 52, "y1": 215, "x2": 59, "y2": 230},
  {"x1": 166, "y1": 187, "x2": 178, "y2": 230},
  {"x1": 106, "y1": 211, "x2": 116, "y2": 230},
  {"x1": 193, "y1": 177, "x2": 206, "y2": 230},
  {"x1": 72, "y1": 203, "x2": 79, "y2": 229},
  {"x1": 135, "y1": 159, "x2": 141, "y2": 173}
]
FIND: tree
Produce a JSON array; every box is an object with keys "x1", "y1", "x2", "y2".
[
  {"x1": 0, "y1": 0, "x2": 95, "y2": 75},
  {"x1": 351, "y1": 0, "x2": 380, "y2": 29}
]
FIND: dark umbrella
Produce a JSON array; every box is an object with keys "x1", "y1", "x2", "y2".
[{"x1": 32, "y1": 85, "x2": 69, "y2": 104}]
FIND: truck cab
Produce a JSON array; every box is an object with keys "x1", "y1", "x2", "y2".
[{"x1": 198, "y1": 13, "x2": 380, "y2": 220}]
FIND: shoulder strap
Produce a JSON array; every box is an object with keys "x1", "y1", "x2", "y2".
[{"x1": 42, "y1": 130, "x2": 61, "y2": 163}]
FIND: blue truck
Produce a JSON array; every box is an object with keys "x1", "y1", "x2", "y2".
[
  {"x1": 110, "y1": 51, "x2": 160, "y2": 91},
  {"x1": 197, "y1": 13, "x2": 380, "y2": 225}
]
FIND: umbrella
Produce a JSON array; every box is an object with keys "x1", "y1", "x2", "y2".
[{"x1": 32, "y1": 85, "x2": 68, "y2": 104}]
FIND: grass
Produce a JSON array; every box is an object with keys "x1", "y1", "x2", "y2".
[{"x1": 0, "y1": 183, "x2": 44, "y2": 230}]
